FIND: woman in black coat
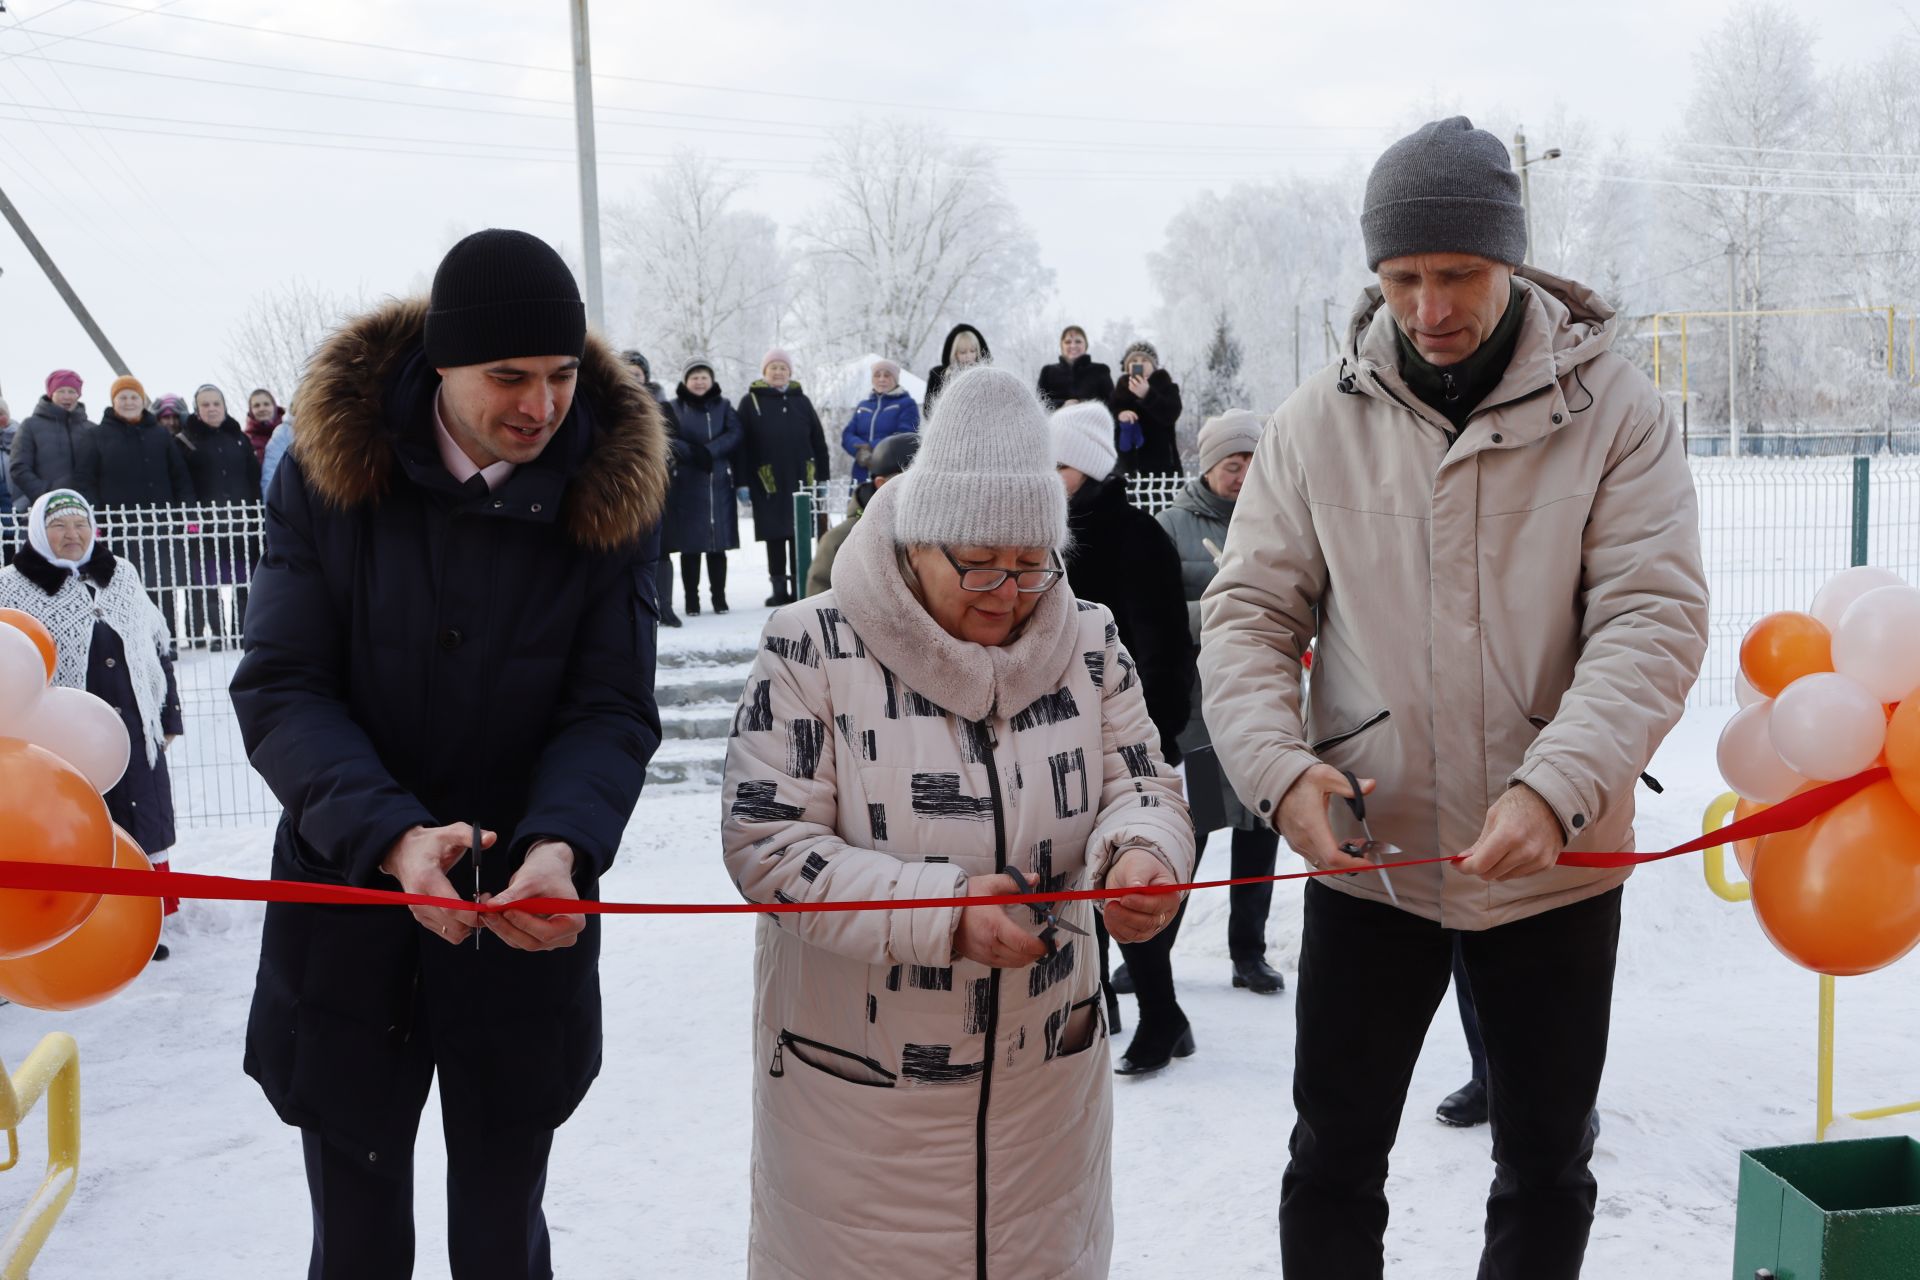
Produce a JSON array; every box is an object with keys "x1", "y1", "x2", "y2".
[
  {"x1": 1107, "y1": 340, "x2": 1184, "y2": 476},
  {"x1": 179, "y1": 384, "x2": 263, "y2": 648},
  {"x1": 736, "y1": 348, "x2": 828, "y2": 606},
  {"x1": 0, "y1": 489, "x2": 182, "y2": 957},
  {"x1": 1036, "y1": 324, "x2": 1114, "y2": 408},
  {"x1": 923, "y1": 322, "x2": 990, "y2": 412},
  {"x1": 665, "y1": 359, "x2": 744, "y2": 614},
  {"x1": 81, "y1": 376, "x2": 197, "y2": 613}
]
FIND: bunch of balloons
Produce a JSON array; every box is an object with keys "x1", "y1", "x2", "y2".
[
  {"x1": 1717, "y1": 567, "x2": 1920, "y2": 976},
  {"x1": 0, "y1": 609, "x2": 160, "y2": 1010}
]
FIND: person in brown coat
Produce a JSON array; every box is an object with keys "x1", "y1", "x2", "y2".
[
  {"x1": 723, "y1": 365, "x2": 1194, "y2": 1279},
  {"x1": 1200, "y1": 117, "x2": 1708, "y2": 1278}
]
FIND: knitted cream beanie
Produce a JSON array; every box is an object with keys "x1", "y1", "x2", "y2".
[
  {"x1": 1050, "y1": 401, "x2": 1117, "y2": 480},
  {"x1": 1197, "y1": 408, "x2": 1264, "y2": 474},
  {"x1": 891, "y1": 366, "x2": 1068, "y2": 550}
]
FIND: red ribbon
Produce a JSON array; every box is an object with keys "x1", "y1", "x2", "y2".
[{"x1": 0, "y1": 770, "x2": 1883, "y2": 919}]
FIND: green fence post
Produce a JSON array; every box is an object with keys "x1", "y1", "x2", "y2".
[
  {"x1": 793, "y1": 491, "x2": 814, "y2": 594},
  {"x1": 1852, "y1": 456, "x2": 1871, "y2": 568}
]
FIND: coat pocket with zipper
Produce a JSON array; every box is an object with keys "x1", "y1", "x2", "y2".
[
  {"x1": 1310, "y1": 708, "x2": 1391, "y2": 756},
  {"x1": 770, "y1": 1029, "x2": 898, "y2": 1089}
]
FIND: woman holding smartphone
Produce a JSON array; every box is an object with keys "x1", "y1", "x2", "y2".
[{"x1": 1107, "y1": 340, "x2": 1183, "y2": 476}]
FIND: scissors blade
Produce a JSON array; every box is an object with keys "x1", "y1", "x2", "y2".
[{"x1": 1339, "y1": 835, "x2": 1403, "y2": 907}]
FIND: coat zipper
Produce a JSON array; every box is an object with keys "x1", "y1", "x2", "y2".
[
  {"x1": 767, "y1": 1029, "x2": 899, "y2": 1085},
  {"x1": 974, "y1": 718, "x2": 1008, "y2": 1280},
  {"x1": 1309, "y1": 708, "x2": 1392, "y2": 755}
]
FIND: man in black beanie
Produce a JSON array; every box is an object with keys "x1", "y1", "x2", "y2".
[
  {"x1": 1201, "y1": 119, "x2": 1707, "y2": 1277},
  {"x1": 233, "y1": 228, "x2": 670, "y2": 1279}
]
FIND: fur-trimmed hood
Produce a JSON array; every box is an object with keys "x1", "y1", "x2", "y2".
[{"x1": 289, "y1": 298, "x2": 669, "y2": 552}]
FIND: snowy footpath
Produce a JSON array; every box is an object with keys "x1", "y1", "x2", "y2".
[{"x1": 7, "y1": 566, "x2": 1919, "y2": 1278}]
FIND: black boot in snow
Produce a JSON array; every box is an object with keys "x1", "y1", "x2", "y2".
[
  {"x1": 1114, "y1": 1015, "x2": 1195, "y2": 1078},
  {"x1": 1231, "y1": 956, "x2": 1286, "y2": 994},
  {"x1": 1436, "y1": 1078, "x2": 1488, "y2": 1127},
  {"x1": 712, "y1": 589, "x2": 729, "y2": 614}
]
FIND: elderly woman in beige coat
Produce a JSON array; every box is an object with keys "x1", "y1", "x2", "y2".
[{"x1": 722, "y1": 365, "x2": 1194, "y2": 1280}]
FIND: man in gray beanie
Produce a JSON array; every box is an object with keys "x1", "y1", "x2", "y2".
[
  {"x1": 232, "y1": 227, "x2": 670, "y2": 1278},
  {"x1": 1200, "y1": 119, "x2": 1707, "y2": 1276}
]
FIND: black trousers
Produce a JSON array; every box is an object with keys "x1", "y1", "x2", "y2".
[
  {"x1": 1455, "y1": 937, "x2": 1488, "y2": 1085},
  {"x1": 1221, "y1": 826, "x2": 1280, "y2": 961},
  {"x1": 301, "y1": 1095, "x2": 554, "y2": 1280},
  {"x1": 679, "y1": 551, "x2": 727, "y2": 604},
  {"x1": 1279, "y1": 880, "x2": 1621, "y2": 1280},
  {"x1": 764, "y1": 537, "x2": 793, "y2": 593},
  {"x1": 653, "y1": 557, "x2": 679, "y2": 619}
]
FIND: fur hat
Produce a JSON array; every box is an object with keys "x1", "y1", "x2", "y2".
[
  {"x1": 1050, "y1": 401, "x2": 1118, "y2": 480},
  {"x1": 891, "y1": 366, "x2": 1067, "y2": 551}
]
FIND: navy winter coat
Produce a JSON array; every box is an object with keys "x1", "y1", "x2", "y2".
[
  {"x1": 9, "y1": 397, "x2": 94, "y2": 512},
  {"x1": 1037, "y1": 354, "x2": 1114, "y2": 410},
  {"x1": 840, "y1": 389, "x2": 919, "y2": 483},
  {"x1": 665, "y1": 382, "x2": 744, "y2": 554},
  {"x1": 736, "y1": 381, "x2": 829, "y2": 543},
  {"x1": 230, "y1": 298, "x2": 669, "y2": 1167}
]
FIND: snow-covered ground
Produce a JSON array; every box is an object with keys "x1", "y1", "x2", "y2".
[{"x1": 7, "y1": 548, "x2": 1920, "y2": 1279}]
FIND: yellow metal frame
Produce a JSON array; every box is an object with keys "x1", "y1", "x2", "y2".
[
  {"x1": 1650, "y1": 306, "x2": 1904, "y2": 396},
  {"x1": 0, "y1": 1034, "x2": 80, "y2": 1279},
  {"x1": 1702, "y1": 793, "x2": 1920, "y2": 1140}
]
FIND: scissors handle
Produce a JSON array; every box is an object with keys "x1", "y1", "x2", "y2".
[{"x1": 1338, "y1": 769, "x2": 1367, "y2": 823}]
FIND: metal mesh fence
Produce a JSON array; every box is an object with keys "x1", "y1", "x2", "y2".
[{"x1": 93, "y1": 461, "x2": 1920, "y2": 827}]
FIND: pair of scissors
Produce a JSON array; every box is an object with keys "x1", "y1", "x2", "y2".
[
  {"x1": 1335, "y1": 768, "x2": 1402, "y2": 907},
  {"x1": 1004, "y1": 866, "x2": 1090, "y2": 957}
]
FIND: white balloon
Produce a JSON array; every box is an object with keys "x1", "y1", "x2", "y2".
[
  {"x1": 1833, "y1": 585, "x2": 1920, "y2": 703},
  {"x1": 1718, "y1": 701, "x2": 1805, "y2": 804},
  {"x1": 1810, "y1": 565, "x2": 1905, "y2": 630},
  {"x1": 0, "y1": 625, "x2": 46, "y2": 736},
  {"x1": 1769, "y1": 673, "x2": 1887, "y2": 781},
  {"x1": 19, "y1": 686, "x2": 131, "y2": 793},
  {"x1": 1735, "y1": 670, "x2": 1764, "y2": 708}
]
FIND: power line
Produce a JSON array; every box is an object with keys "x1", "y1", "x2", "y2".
[
  {"x1": 0, "y1": 0, "x2": 179, "y2": 65},
  {"x1": 1538, "y1": 168, "x2": 1920, "y2": 199},
  {"x1": 60, "y1": 0, "x2": 1386, "y2": 134}
]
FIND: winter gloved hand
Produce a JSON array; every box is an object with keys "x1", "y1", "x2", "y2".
[
  {"x1": 684, "y1": 438, "x2": 714, "y2": 472},
  {"x1": 854, "y1": 444, "x2": 874, "y2": 469},
  {"x1": 758, "y1": 463, "x2": 778, "y2": 494}
]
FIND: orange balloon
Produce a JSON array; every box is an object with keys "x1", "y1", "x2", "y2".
[
  {"x1": 1889, "y1": 698, "x2": 1920, "y2": 816},
  {"x1": 1741, "y1": 611, "x2": 1834, "y2": 698},
  {"x1": 0, "y1": 738, "x2": 113, "y2": 959},
  {"x1": 0, "y1": 827, "x2": 159, "y2": 1010},
  {"x1": 1750, "y1": 779, "x2": 1920, "y2": 975},
  {"x1": 1733, "y1": 796, "x2": 1763, "y2": 879},
  {"x1": 0, "y1": 609, "x2": 55, "y2": 683}
]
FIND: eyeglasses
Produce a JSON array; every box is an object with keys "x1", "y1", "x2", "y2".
[{"x1": 940, "y1": 547, "x2": 1065, "y2": 594}]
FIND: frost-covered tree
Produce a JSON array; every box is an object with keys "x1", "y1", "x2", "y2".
[
  {"x1": 606, "y1": 152, "x2": 786, "y2": 389},
  {"x1": 225, "y1": 279, "x2": 360, "y2": 404},
  {"x1": 789, "y1": 120, "x2": 1053, "y2": 373},
  {"x1": 1194, "y1": 311, "x2": 1247, "y2": 420}
]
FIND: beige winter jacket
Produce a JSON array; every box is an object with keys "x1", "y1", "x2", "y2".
[
  {"x1": 1199, "y1": 268, "x2": 1708, "y2": 929},
  {"x1": 722, "y1": 480, "x2": 1193, "y2": 1279}
]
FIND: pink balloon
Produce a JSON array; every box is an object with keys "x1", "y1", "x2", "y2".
[
  {"x1": 1735, "y1": 670, "x2": 1764, "y2": 708},
  {"x1": 1769, "y1": 673, "x2": 1887, "y2": 781},
  {"x1": 1833, "y1": 586, "x2": 1920, "y2": 703},
  {"x1": 1718, "y1": 701, "x2": 1805, "y2": 803},
  {"x1": 19, "y1": 687, "x2": 131, "y2": 793},
  {"x1": 1810, "y1": 566, "x2": 1905, "y2": 630}
]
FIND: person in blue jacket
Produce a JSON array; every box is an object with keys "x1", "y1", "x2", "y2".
[{"x1": 840, "y1": 357, "x2": 919, "y2": 483}]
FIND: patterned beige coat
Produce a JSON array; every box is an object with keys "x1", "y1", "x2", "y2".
[{"x1": 721, "y1": 481, "x2": 1193, "y2": 1279}]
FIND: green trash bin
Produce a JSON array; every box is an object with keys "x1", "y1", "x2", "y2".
[{"x1": 1733, "y1": 1136, "x2": 1920, "y2": 1278}]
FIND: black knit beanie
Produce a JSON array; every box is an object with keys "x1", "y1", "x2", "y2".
[
  {"x1": 424, "y1": 229, "x2": 587, "y2": 367},
  {"x1": 1361, "y1": 117, "x2": 1527, "y2": 271}
]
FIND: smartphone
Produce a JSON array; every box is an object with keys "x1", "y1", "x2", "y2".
[{"x1": 1130, "y1": 362, "x2": 1145, "y2": 377}]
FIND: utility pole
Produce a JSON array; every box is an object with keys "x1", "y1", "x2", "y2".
[
  {"x1": 1512, "y1": 126, "x2": 1562, "y2": 269},
  {"x1": 0, "y1": 180, "x2": 129, "y2": 376},
  {"x1": 1727, "y1": 240, "x2": 1739, "y2": 457},
  {"x1": 568, "y1": 0, "x2": 605, "y2": 331},
  {"x1": 1293, "y1": 302, "x2": 1302, "y2": 388}
]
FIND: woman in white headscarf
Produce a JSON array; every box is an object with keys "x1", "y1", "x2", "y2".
[{"x1": 0, "y1": 489, "x2": 183, "y2": 956}]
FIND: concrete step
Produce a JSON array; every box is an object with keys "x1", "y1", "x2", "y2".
[
  {"x1": 662, "y1": 705, "x2": 735, "y2": 740},
  {"x1": 658, "y1": 644, "x2": 760, "y2": 671},
  {"x1": 646, "y1": 742, "x2": 728, "y2": 790},
  {"x1": 657, "y1": 674, "x2": 748, "y2": 709}
]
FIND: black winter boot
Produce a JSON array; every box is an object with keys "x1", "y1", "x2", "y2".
[{"x1": 1113, "y1": 1013, "x2": 1195, "y2": 1078}]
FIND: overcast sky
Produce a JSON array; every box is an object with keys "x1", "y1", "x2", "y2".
[{"x1": 0, "y1": 0, "x2": 1904, "y2": 404}]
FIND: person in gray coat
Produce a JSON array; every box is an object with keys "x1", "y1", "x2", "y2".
[
  {"x1": 1153, "y1": 409, "x2": 1285, "y2": 995},
  {"x1": 11, "y1": 369, "x2": 94, "y2": 512}
]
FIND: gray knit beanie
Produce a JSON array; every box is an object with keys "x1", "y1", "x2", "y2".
[
  {"x1": 892, "y1": 366, "x2": 1068, "y2": 551},
  {"x1": 1361, "y1": 117, "x2": 1526, "y2": 271},
  {"x1": 1197, "y1": 409, "x2": 1263, "y2": 475}
]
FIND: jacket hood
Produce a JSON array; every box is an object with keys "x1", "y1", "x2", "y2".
[
  {"x1": 1170, "y1": 474, "x2": 1232, "y2": 522},
  {"x1": 99, "y1": 407, "x2": 161, "y2": 431},
  {"x1": 748, "y1": 379, "x2": 805, "y2": 394},
  {"x1": 675, "y1": 381, "x2": 726, "y2": 407},
  {"x1": 28, "y1": 397, "x2": 85, "y2": 425},
  {"x1": 290, "y1": 297, "x2": 668, "y2": 552},
  {"x1": 937, "y1": 323, "x2": 991, "y2": 367},
  {"x1": 1340, "y1": 267, "x2": 1617, "y2": 442}
]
